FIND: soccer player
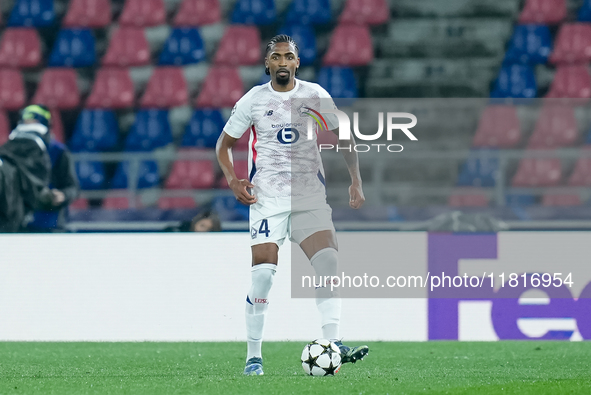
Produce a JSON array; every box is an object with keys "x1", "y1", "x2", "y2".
[{"x1": 216, "y1": 35, "x2": 368, "y2": 376}]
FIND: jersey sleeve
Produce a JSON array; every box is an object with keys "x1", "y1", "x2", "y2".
[
  {"x1": 223, "y1": 94, "x2": 253, "y2": 139},
  {"x1": 315, "y1": 85, "x2": 340, "y2": 131}
]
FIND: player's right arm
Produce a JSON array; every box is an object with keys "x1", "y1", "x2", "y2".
[
  {"x1": 216, "y1": 91, "x2": 257, "y2": 205},
  {"x1": 216, "y1": 132, "x2": 256, "y2": 205}
]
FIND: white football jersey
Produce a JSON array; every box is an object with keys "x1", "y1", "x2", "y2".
[{"x1": 223, "y1": 79, "x2": 339, "y2": 201}]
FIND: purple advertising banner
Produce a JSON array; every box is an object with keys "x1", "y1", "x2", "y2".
[{"x1": 427, "y1": 233, "x2": 591, "y2": 340}]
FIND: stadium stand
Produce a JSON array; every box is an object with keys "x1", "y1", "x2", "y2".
[
  {"x1": 195, "y1": 66, "x2": 244, "y2": 107},
  {"x1": 541, "y1": 193, "x2": 582, "y2": 206},
  {"x1": 579, "y1": 0, "x2": 591, "y2": 21},
  {"x1": 0, "y1": 69, "x2": 26, "y2": 110},
  {"x1": 165, "y1": 156, "x2": 216, "y2": 189},
  {"x1": 545, "y1": 65, "x2": 591, "y2": 99},
  {"x1": 518, "y1": 0, "x2": 567, "y2": 25},
  {"x1": 285, "y1": 0, "x2": 331, "y2": 25},
  {"x1": 33, "y1": 68, "x2": 81, "y2": 109},
  {"x1": 76, "y1": 160, "x2": 106, "y2": 190},
  {"x1": 102, "y1": 194, "x2": 143, "y2": 210},
  {"x1": 63, "y1": 0, "x2": 112, "y2": 28},
  {"x1": 317, "y1": 66, "x2": 358, "y2": 98},
  {"x1": 181, "y1": 109, "x2": 225, "y2": 148},
  {"x1": 323, "y1": 24, "x2": 373, "y2": 66},
  {"x1": 102, "y1": 28, "x2": 151, "y2": 67},
  {"x1": 8, "y1": 0, "x2": 55, "y2": 27},
  {"x1": 277, "y1": 24, "x2": 316, "y2": 65},
  {"x1": 549, "y1": 23, "x2": 591, "y2": 64},
  {"x1": 111, "y1": 160, "x2": 160, "y2": 189},
  {"x1": 48, "y1": 29, "x2": 96, "y2": 67},
  {"x1": 86, "y1": 68, "x2": 135, "y2": 108},
  {"x1": 527, "y1": 105, "x2": 578, "y2": 149},
  {"x1": 172, "y1": 0, "x2": 222, "y2": 26},
  {"x1": 448, "y1": 191, "x2": 490, "y2": 207},
  {"x1": 231, "y1": 0, "x2": 277, "y2": 25},
  {"x1": 118, "y1": 0, "x2": 166, "y2": 28},
  {"x1": 457, "y1": 150, "x2": 499, "y2": 187},
  {"x1": 50, "y1": 109, "x2": 65, "y2": 143},
  {"x1": 157, "y1": 196, "x2": 197, "y2": 209},
  {"x1": 158, "y1": 28, "x2": 206, "y2": 65},
  {"x1": 0, "y1": 111, "x2": 9, "y2": 145},
  {"x1": 490, "y1": 64, "x2": 537, "y2": 99},
  {"x1": 472, "y1": 105, "x2": 521, "y2": 149},
  {"x1": 0, "y1": 28, "x2": 42, "y2": 68},
  {"x1": 512, "y1": 158, "x2": 563, "y2": 187},
  {"x1": 4, "y1": 0, "x2": 591, "y2": 229},
  {"x1": 140, "y1": 67, "x2": 189, "y2": 108},
  {"x1": 214, "y1": 25, "x2": 261, "y2": 66},
  {"x1": 568, "y1": 149, "x2": 591, "y2": 186},
  {"x1": 69, "y1": 109, "x2": 119, "y2": 152},
  {"x1": 503, "y1": 24, "x2": 552, "y2": 65},
  {"x1": 125, "y1": 109, "x2": 173, "y2": 151},
  {"x1": 339, "y1": 0, "x2": 389, "y2": 25}
]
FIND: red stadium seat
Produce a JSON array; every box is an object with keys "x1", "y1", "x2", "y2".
[
  {"x1": 70, "y1": 198, "x2": 89, "y2": 210},
  {"x1": 512, "y1": 157, "x2": 562, "y2": 187},
  {"x1": 214, "y1": 25, "x2": 261, "y2": 66},
  {"x1": 50, "y1": 109, "x2": 65, "y2": 144},
  {"x1": 102, "y1": 194, "x2": 142, "y2": 209},
  {"x1": 545, "y1": 65, "x2": 591, "y2": 100},
  {"x1": 472, "y1": 106, "x2": 521, "y2": 149},
  {"x1": 173, "y1": 0, "x2": 222, "y2": 26},
  {"x1": 63, "y1": 0, "x2": 112, "y2": 28},
  {"x1": 339, "y1": 0, "x2": 389, "y2": 25},
  {"x1": 86, "y1": 68, "x2": 135, "y2": 108},
  {"x1": 119, "y1": 0, "x2": 166, "y2": 27},
  {"x1": 549, "y1": 24, "x2": 591, "y2": 64},
  {"x1": 323, "y1": 24, "x2": 373, "y2": 66},
  {"x1": 0, "y1": 69, "x2": 25, "y2": 110},
  {"x1": 518, "y1": 0, "x2": 566, "y2": 25},
  {"x1": 0, "y1": 110, "x2": 9, "y2": 145},
  {"x1": 157, "y1": 196, "x2": 197, "y2": 209},
  {"x1": 102, "y1": 28, "x2": 150, "y2": 67},
  {"x1": 448, "y1": 190, "x2": 489, "y2": 207},
  {"x1": 140, "y1": 67, "x2": 188, "y2": 108},
  {"x1": 165, "y1": 159, "x2": 215, "y2": 189},
  {"x1": 568, "y1": 148, "x2": 591, "y2": 186},
  {"x1": 0, "y1": 28, "x2": 41, "y2": 68},
  {"x1": 32, "y1": 69, "x2": 80, "y2": 110},
  {"x1": 541, "y1": 193, "x2": 582, "y2": 206},
  {"x1": 527, "y1": 105, "x2": 578, "y2": 149},
  {"x1": 195, "y1": 67, "x2": 244, "y2": 108},
  {"x1": 219, "y1": 159, "x2": 249, "y2": 188}
]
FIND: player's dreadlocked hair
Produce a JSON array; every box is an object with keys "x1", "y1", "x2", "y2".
[{"x1": 265, "y1": 34, "x2": 299, "y2": 76}]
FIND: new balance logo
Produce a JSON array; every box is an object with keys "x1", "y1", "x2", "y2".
[{"x1": 265, "y1": 110, "x2": 273, "y2": 116}]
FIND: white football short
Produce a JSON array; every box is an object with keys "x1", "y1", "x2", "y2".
[{"x1": 249, "y1": 195, "x2": 335, "y2": 246}]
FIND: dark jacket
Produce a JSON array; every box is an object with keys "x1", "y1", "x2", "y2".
[
  {"x1": 28, "y1": 139, "x2": 80, "y2": 231},
  {"x1": 0, "y1": 137, "x2": 52, "y2": 232}
]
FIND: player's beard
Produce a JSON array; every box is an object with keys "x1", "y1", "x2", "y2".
[{"x1": 275, "y1": 70, "x2": 290, "y2": 86}]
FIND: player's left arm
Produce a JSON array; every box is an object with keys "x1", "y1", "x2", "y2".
[{"x1": 332, "y1": 127, "x2": 365, "y2": 209}]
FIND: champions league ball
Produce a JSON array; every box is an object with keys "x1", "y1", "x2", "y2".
[{"x1": 301, "y1": 339, "x2": 342, "y2": 376}]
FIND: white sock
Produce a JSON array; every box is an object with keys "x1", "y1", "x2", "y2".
[
  {"x1": 310, "y1": 248, "x2": 341, "y2": 341},
  {"x1": 245, "y1": 263, "x2": 276, "y2": 361}
]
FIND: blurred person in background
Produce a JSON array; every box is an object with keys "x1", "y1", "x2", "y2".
[
  {"x1": 164, "y1": 210, "x2": 222, "y2": 232},
  {"x1": 0, "y1": 105, "x2": 54, "y2": 232},
  {"x1": 27, "y1": 125, "x2": 79, "y2": 232}
]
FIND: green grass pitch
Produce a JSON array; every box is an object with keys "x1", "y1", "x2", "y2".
[{"x1": 0, "y1": 341, "x2": 590, "y2": 394}]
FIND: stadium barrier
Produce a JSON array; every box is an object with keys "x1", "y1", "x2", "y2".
[{"x1": 0, "y1": 232, "x2": 589, "y2": 341}]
